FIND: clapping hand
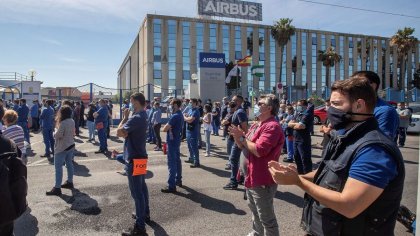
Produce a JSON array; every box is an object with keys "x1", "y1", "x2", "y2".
[{"x1": 268, "y1": 161, "x2": 300, "y2": 185}]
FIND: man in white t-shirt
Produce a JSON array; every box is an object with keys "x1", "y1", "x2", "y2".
[{"x1": 395, "y1": 102, "x2": 412, "y2": 147}]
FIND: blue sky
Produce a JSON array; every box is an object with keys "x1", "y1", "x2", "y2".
[{"x1": 0, "y1": 0, "x2": 419, "y2": 88}]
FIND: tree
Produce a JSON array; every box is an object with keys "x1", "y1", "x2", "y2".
[
  {"x1": 271, "y1": 18, "x2": 296, "y2": 86},
  {"x1": 225, "y1": 61, "x2": 241, "y2": 90},
  {"x1": 292, "y1": 55, "x2": 305, "y2": 85},
  {"x1": 390, "y1": 27, "x2": 418, "y2": 90},
  {"x1": 247, "y1": 32, "x2": 264, "y2": 56},
  {"x1": 317, "y1": 46, "x2": 342, "y2": 87},
  {"x1": 356, "y1": 38, "x2": 375, "y2": 69},
  {"x1": 412, "y1": 68, "x2": 420, "y2": 89}
]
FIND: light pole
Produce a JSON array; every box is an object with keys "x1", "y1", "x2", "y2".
[{"x1": 29, "y1": 69, "x2": 36, "y2": 81}]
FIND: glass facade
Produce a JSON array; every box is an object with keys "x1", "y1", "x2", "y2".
[{"x1": 126, "y1": 16, "x2": 420, "y2": 100}]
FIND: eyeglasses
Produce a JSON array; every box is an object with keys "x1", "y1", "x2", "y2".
[{"x1": 257, "y1": 102, "x2": 266, "y2": 106}]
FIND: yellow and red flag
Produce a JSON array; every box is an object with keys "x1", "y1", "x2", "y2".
[{"x1": 237, "y1": 55, "x2": 252, "y2": 67}]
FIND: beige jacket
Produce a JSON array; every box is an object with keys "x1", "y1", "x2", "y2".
[{"x1": 54, "y1": 118, "x2": 75, "y2": 153}]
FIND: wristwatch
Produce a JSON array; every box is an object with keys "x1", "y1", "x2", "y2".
[{"x1": 239, "y1": 136, "x2": 246, "y2": 142}]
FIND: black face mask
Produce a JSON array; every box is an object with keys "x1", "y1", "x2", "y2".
[{"x1": 327, "y1": 106, "x2": 373, "y2": 130}]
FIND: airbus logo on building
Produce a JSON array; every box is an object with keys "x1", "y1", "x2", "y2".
[
  {"x1": 204, "y1": 1, "x2": 258, "y2": 17},
  {"x1": 202, "y1": 57, "x2": 224, "y2": 64},
  {"x1": 198, "y1": 0, "x2": 262, "y2": 21}
]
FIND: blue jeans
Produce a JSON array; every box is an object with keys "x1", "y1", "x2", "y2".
[
  {"x1": 42, "y1": 128, "x2": 55, "y2": 155},
  {"x1": 294, "y1": 139, "x2": 312, "y2": 174},
  {"x1": 395, "y1": 127, "x2": 407, "y2": 146},
  {"x1": 204, "y1": 130, "x2": 211, "y2": 155},
  {"x1": 54, "y1": 149, "x2": 74, "y2": 188},
  {"x1": 167, "y1": 141, "x2": 182, "y2": 189},
  {"x1": 147, "y1": 123, "x2": 156, "y2": 143},
  {"x1": 186, "y1": 132, "x2": 199, "y2": 165},
  {"x1": 227, "y1": 138, "x2": 234, "y2": 157},
  {"x1": 87, "y1": 120, "x2": 95, "y2": 140},
  {"x1": 229, "y1": 143, "x2": 242, "y2": 185},
  {"x1": 285, "y1": 136, "x2": 294, "y2": 160},
  {"x1": 212, "y1": 120, "x2": 220, "y2": 135},
  {"x1": 97, "y1": 127, "x2": 108, "y2": 150},
  {"x1": 127, "y1": 161, "x2": 150, "y2": 230},
  {"x1": 18, "y1": 121, "x2": 30, "y2": 143}
]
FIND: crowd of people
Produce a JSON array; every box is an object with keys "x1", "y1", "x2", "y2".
[{"x1": 0, "y1": 70, "x2": 412, "y2": 236}]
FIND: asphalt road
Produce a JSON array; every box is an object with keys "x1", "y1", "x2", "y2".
[{"x1": 13, "y1": 125, "x2": 419, "y2": 236}]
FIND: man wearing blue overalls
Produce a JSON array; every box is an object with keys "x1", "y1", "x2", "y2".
[
  {"x1": 94, "y1": 99, "x2": 109, "y2": 153},
  {"x1": 40, "y1": 100, "x2": 55, "y2": 159},
  {"x1": 184, "y1": 98, "x2": 201, "y2": 168},
  {"x1": 17, "y1": 99, "x2": 30, "y2": 144},
  {"x1": 117, "y1": 92, "x2": 150, "y2": 236},
  {"x1": 161, "y1": 98, "x2": 184, "y2": 193}
]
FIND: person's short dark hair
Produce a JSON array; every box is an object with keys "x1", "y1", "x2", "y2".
[
  {"x1": 154, "y1": 102, "x2": 160, "y2": 106},
  {"x1": 130, "y1": 92, "x2": 146, "y2": 106},
  {"x1": 352, "y1": 71, "x2": 381, "y2": 92},
  {"x1": 325, "y1": 99, "x2": 330, "y2": 103},
  {"x1": 260, "y1": 94, "x2": 280, "y2": 116},
  {"x1": 14, "y1": 99, "x2": 19, "y2": 104},
  {"x1": 204, "y1": 104, "x2": 211, "y2": 113},
  {"x1": 331, "y1": 77, "x2": 377, "y2": 112},
  {"x1": 229, "y1": 101, "x2": 236, "y2": 109},
  {"x1": 234, "y1": 95, "x2": 244, "y2": 102},
  {"x1": 46, "y1": 100, "x2": 53, "y2": 106},
  {"x1": 171, "y1": 98, "x2": 182, "y2": 108},
  {"x1": 299, "y1": 99, "x2": 308, "y2": 106},
  {"x1": 197, "y1": 99, "x2": 202, "y2": 103},
  {"x1": 286, "y1": 105, "x2": 294, "y2": 112},
  {"x1": 190, "y1": 98, "x2": 198, "y2": 105},
  {"x1": 20, "y1": 99, "x2": 26, "y2": 104}
]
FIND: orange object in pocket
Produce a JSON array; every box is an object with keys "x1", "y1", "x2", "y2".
[
  {"x1": 96, "y1": 122, "x2": 104, "y2": 130},
  {"x1": 133, "y1": 159, "x2": 148, "y2": 176}
]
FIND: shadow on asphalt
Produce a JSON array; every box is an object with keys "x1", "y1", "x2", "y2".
[
  {"x1": 147, "y1": 220, "x2": 169, "y2": 236},
  {"x1": 74, "y1": 150, "x2": 88, "y2": 157},
  {"x1": 404, "y1": 160, "x2": 419, "y2": 165},
  {"x1": 73, "y1": 161, "x2": 91, "y2": 177},
  {"x1": 175, "y1": 186, "x2": 246, "y2": 215},
  {"x1": 200, "y1": 164, "x2": 230, "y2": 178},
  {"x1": 60, "y1": 188, "x2": 101, "y2": 215},
  {"x1": 275, "y1": 191, "x2": 304, "y2": 208},
  {"x1": 109, "y1": 136, "x2": 123, "y2": 143},
  {"x1": 14, "y1": 207, "x2": 39, "y2": 236}
]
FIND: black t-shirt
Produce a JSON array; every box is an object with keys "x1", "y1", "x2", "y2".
[
  {"x1": 87, "y1": 108, "x2": 96, "y2": 122},
  {"x1": 293, "y1": 112, "x2": 311, "y2": 141}
]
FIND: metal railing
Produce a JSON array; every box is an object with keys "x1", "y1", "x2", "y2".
[{"x1": 0, "y1": 72, "x2": 31, "y2": 81}]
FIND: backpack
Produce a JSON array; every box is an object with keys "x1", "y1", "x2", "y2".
[{"x1": 0, "y1": 142, "x2": 28, "y2": 225}]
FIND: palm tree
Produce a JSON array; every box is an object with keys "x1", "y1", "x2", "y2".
[
  {"x1": 317, "y1": 46, "x2": 342, "y2": 87},
  {"x1": 271, "y1": 18, "x2": 296, "y2": 85},
  {"x1": 247, "y1": 32, "x2": 264, "y2": 56},
  {"x1": 292, "y1": 56, "x2": 305, "y2": 85},
  {"x1": 390, "y1": 27, "x2": 418, "y2": 90}
]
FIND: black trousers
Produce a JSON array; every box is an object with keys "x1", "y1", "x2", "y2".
[
  {"x1": 153, "y1": 123, "x2": 162, "y2": 148},
  {"x1": 0, "y1": 221, "x2": 14, "y2": 236}
]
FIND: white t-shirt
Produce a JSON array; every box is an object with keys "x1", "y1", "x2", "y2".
[{"x1": 203, "y1": 113, "x2": 213, "y2": 131}]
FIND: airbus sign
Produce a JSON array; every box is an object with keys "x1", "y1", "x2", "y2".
[{"x1": 198, "y1": 0, "x2": 262, "y2": 21}]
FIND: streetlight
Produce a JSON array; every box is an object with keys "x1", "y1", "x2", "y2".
[{"x1": 28, "y1": 69, "x2": 36, "y2": 81}]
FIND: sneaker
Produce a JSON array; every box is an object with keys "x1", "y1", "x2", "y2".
[
  {"x1": 221, "y1": 138, "x2": 226, "y2": 140},
  {"x1": 176, "y1": 181, "x2": 183, "y2": 187},
  {"x1": 154, "y1": 147, "x2": 162, "y2": 151},
  {"x1": 190, "y1": 164, "x2": 200, "y2": 168},
  {"x1": 224, "y1": 165, "x2": 231, "y2": 170},
  {"x1": 61, "y1": 181, "x2": 74, "y2": 189},
  {"x1": 121, "y1": 224, "x2": 148, "y2": 236},
  {"x1": 204, "y1": 154, "x2": 210, "y2": 157},
  {"x1": 46, "y1": 187, "x2": 62, "y2": 196},
  {"x1": 223, "y1": 183, "x2": 238, "y2": 190},
  {"x1": 95, "y1": 149, "x2": 105, "y2": 154},
  {"x1": 131, "y1": 213, "x2": 151, "y2": 224},
  {"x1": 161, "y1": 187, "x2": 177, "y2": 193},
  {"x1": 40, "y1": 154, "x2": 50, "y2": 158}
]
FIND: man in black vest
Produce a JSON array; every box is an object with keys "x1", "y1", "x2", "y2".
[{"x1": 268, "y1": 77, "x2": 405, "y2": 235}]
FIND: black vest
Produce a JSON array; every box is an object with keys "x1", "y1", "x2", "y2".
[{"x1": 301, "y1": 117, "x2": 405, "y2": 236}]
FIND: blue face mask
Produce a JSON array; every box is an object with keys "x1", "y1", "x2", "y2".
[
  {"x1": 254, "y1": 105, "x2": 261, "y2": 118},
  {"x1": 296, "y1": 106, "x2": 304, "y2": 113},
  {"x1": 129, "y1": 103, "x2": 134, "y2": 112}
]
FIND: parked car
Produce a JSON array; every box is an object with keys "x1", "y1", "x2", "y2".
[
  {"x1": 314, "y1": 105, "x2": 328, "y2": 124},
  {"x1": 160, "y1": 96, "x2": 173, "y2": 113},
  {"x1": 407, "y1": 112, "x2": 420, "y2": 134}
]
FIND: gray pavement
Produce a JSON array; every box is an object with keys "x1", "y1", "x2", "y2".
[{"x1": 13, "y1": 125, "x2": 419, "y2": 236}]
